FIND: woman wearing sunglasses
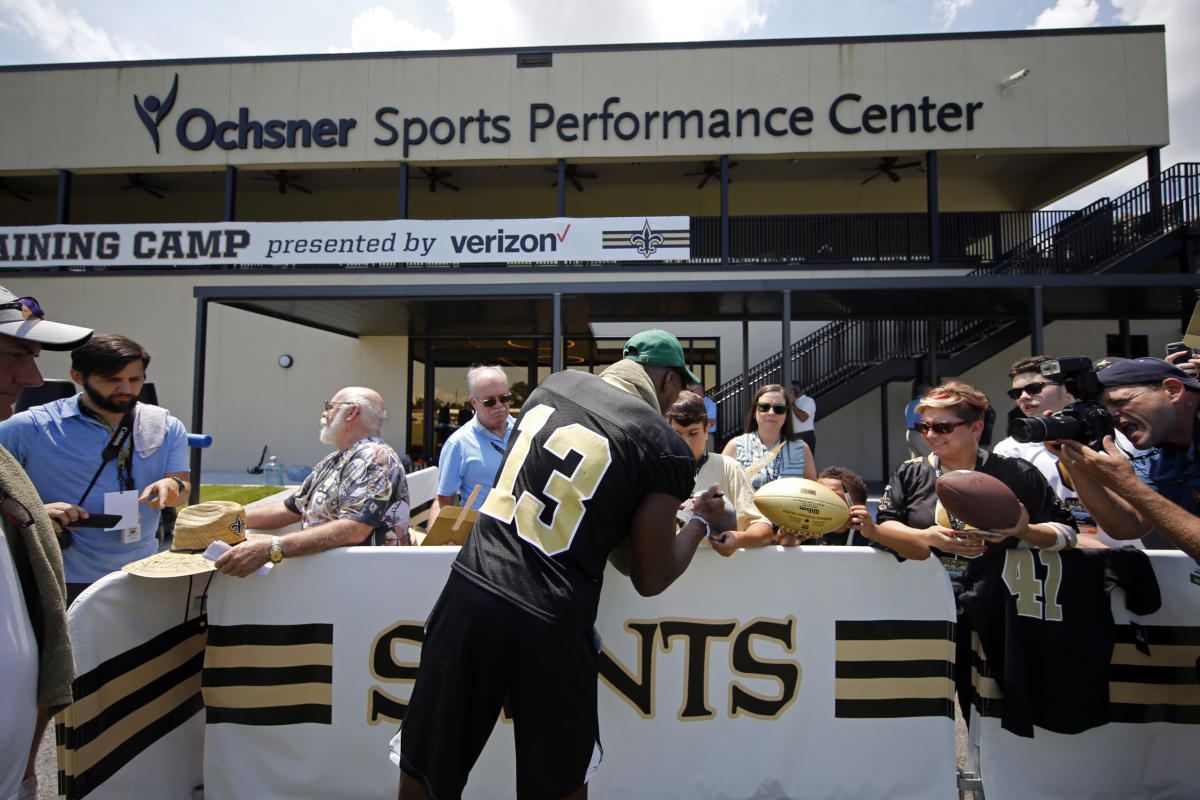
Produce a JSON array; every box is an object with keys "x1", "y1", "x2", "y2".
[
  {"x1": 721, "y1": 384, "x2": 816, "y2": 491},
  {"x1": 874, "y1": 381, "x2": 1077, "y2": 581}
]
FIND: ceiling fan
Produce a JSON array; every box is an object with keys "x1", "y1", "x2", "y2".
[
  {"x1": 682, "y1": 160, "x2": 738, "y2": 189},
  {"x1": 411, "y1": 166, "x2": 460, "y2": 193},
  {"x1": 859, "y1": 156, "x2": 923, "y2": 185},
  {"x1": 0, "y1": 178, "x2": 32, "y2": 202},
  {"x1": 119, "y1": 173, "x2": 168, "y2": 199},
  {"x1": 253, "y1": 170, "x2": 312, "y2": 195},
  {"x1": 546, "y1": 163, "x2": 597, "y2": 192}
]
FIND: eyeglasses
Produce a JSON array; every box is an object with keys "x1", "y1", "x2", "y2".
[
  {"x1": 756, "y1": 403, "x2": 788, "y2": 414},
  {"x1": 1006, "y1": 381, "x2": 1060, "y2": 401},
  {"x1": 0, "y1": 489, "x2": 35, "y2": 529},
  {"x1": 477, "y1": 393, "x2": 512, "y2": 407},
  {"x1": 323, "y1": 401, "x2": 356, "y2": 413},
  {"x1": 913, "y1": 420, "x2": 970, "y2": 435},
  {"x1": 0, "y1": 297, "x2": 44, "y2": 320}
]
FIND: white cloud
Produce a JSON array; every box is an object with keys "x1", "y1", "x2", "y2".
[
  {"x1": 1029, "y1": 0, "x2": 1100, "y2": 29},
  {"x1": 1114, "y1": 0, "x2": 1200, "y2": 99},
  {"x1": 934, "y1": 0, "x2": 973, "y2": 29},
  {"x1": 0, "y1": 0, "x2": 158, "y2": 61},
  {"x1": 346, "y1": 0, "x2": 769, "y2": 52}
]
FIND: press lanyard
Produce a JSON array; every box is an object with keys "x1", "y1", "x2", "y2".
[{"x1": 77, "y1": 406, "x2": 136, "y2": 506}]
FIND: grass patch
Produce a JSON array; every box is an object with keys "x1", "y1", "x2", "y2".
[{"x1": 199, "y1": 485, "x2": 285, "y2": 505}]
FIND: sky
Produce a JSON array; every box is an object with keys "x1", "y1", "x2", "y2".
[{"x1": 0, "y1": 0, "x2": 1196, "y2": 209}]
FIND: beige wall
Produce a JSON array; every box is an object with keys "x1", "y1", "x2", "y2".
[{"x1": 0, "y1": 30, "x2": 1167, "y2": 173}]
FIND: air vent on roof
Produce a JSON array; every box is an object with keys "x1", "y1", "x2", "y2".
[{"x1": 517, "y1": 52, "x2": 552, "y2": 68}]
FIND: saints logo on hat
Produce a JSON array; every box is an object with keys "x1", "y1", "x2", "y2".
[{"x1": 123, "y1": 501, "x2": 264, "y2": 578}]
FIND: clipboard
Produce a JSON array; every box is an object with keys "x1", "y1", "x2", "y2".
[{"x1": 421, "y1": 484, "x2": 481, "y2": 546}]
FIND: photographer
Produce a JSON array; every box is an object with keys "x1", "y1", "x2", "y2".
[
  {"x1": 1052, "y1": 358, "x2": 1200, "y2": 562},
  {"x1": 994, "y1": 355, "x2": 1145, "y2": 549}
]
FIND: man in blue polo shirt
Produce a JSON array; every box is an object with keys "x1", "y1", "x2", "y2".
[
  {"x1": 0, "y1": 334, "x2": 190, "y2": 602},
  {"x1": 430, "y1": 365, "x2": 515, "y2": 526}
]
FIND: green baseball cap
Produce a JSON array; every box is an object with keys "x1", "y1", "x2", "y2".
[{"x1": 622, "y1": 329, "x2": 700, "y2": 384}]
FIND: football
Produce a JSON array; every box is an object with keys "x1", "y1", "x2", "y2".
[
  {"x1": 934, "y1": 469, "x2": 1021, "y2": 535},
  {"x1": 753, "y1": 477, "x2": 850, "y2": 537}
]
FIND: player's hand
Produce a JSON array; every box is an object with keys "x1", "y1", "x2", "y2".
[
  {"x1": 691, "y1": 483, "x2": 725, "y2": 528},
  {"x1": 709, "y1": 528, "x2": 738, "y2": 557},
  {"x1": 44, "y1": 502, "x2": 87, "y2": 534},
  {"x1": 214, "y1": 538, "x2": 272, "y2": 578},
  {"x1": 923, "y1": 525, "x2": 986, "y2": 557}
]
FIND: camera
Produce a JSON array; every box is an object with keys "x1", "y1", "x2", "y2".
[{"x1": 1009, "y1": 355, "x2": 1115, "y2": 449}]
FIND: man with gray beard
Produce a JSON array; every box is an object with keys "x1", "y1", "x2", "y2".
[{"x1": 215, "y1": 387, "x2": 411, "y2": 576}]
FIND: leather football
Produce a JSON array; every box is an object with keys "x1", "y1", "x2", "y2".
[{"x1": 934, "y1": 469, "x2": 1021, "y2": 533}]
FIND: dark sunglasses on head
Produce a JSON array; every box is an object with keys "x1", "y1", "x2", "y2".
[
  {"x1": 0, "y1": 296, "x2": 44, "y2": 320},
  {"x1": 478, "y1": 393, "x2": 512, "y2": 407},
  {"x1": 756, "y1": 402, "x2": 788, "y2": 414},
  {"x1": 913, "y1": 420, "x2": 969, "y2": 435},
  {"x1": 1006, "y1": 381, "x2": 1059, "y2": 401}
]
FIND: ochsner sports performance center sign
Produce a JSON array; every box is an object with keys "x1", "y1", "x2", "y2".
[{"x1": 0, "y1": 217, "x2": 689, "y2": 268}]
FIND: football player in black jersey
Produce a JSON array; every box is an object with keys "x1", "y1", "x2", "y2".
[{"x1": 391, "y1": 330, "x2": 727, "y2": 800}]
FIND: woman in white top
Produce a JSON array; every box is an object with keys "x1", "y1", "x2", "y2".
[{"x1": 721, "y1": 384, "x2": 816, "y2": 489}]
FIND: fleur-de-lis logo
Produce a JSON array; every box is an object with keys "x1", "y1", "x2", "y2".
[
  {"x1": 133, "y1": 73, "x2": 179, "y2": 154},
  {"x1": 630, "y1": 219, "x2": 664, "y2": 258},
  {"x1": 229, "y1": 515, "x2": 247, "y2": 535}
]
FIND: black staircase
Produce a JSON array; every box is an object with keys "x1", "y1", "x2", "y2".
[{"x1": 712, "y1": 162, "x2": 1200, "y2": 444}]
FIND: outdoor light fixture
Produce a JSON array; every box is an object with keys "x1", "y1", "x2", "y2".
[
  {"x1": 1000, "y1": 67, "x2": 1030, "y2": 95},
  {"x1": 278, "y1": 354, "x2": 294, "y2": 368}
]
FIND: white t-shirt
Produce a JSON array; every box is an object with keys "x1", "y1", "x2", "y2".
[
  {"x1": 792, "y1": 394, "x2": 816, "y2": 433},
  {"x1": 1, "y1": 527, "x2": 39, "y2": 799},
  {"x1": 991, "y1": 435, "x2": 1144, "y2": 549}
]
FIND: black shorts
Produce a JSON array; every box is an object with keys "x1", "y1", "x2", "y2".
[{"x1": 394, "y1": 571, "x2": 602, "y2": 800}]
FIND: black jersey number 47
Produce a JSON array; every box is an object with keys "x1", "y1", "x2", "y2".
[{"x1": 480, "y1": 404, "x2": 614, "y2": 555}]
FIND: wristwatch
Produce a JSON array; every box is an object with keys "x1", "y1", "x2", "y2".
[{"x1": 270, "y1": 536, "x2": 284, "y2": 564}]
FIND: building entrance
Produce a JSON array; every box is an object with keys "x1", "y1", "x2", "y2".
[{"x1": 407, "y1": 334, "x2": 718, "y2": 467}]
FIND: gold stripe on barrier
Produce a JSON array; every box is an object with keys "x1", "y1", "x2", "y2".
[
  {"x1": 203, "y1": 642, "x2": 333, "y2": 669},
  {"x1": 1109, "y1": 682, "x2": 1200, "y2": 706},
  {"x1": 835, "y1": 676, "x2": 955, "y2": 701},
  {"x1": 202, "y1": 681, "x2": 332, "y2": 709},
  {"x1": 70, "y1": 679, "x2": 199, "y2": 775}
]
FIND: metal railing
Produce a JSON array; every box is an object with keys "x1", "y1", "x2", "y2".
[{"x1": 712, "y1": 163, "x2": 1200, "y2": 442}]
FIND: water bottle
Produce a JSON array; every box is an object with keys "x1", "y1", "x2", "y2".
[{"x1": 263, "y1": 455, "x2": 284, "y2": 486}]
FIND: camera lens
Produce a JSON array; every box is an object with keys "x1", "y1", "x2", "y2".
[{"x1": 1010, "y1": 414, "x2": 1083, "y2": 443}]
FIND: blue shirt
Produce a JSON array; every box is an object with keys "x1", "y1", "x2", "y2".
[
  {"x1": 703, "y1": 396, "x2": 718, "y2": 434},
  {"x1": 1144, "y1": 431, "x2": 1200, "y2": 517},
  {"x1": 435, "y1": 414, "x2": 514, "y2": 509},
  {"x1": 0, "y1": 396, "x2": 189, "y2": 583}
]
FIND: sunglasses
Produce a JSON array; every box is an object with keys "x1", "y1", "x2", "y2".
[
  {"x1": 477, "y1": 393, "x2": 512, "y2": 407},
  {"x1": 0, "y1": 489, "x2": 35, "y2": 529},
  {"x1": 0, "y1": 296, "x2": 44, "y2": 320},
  {"x1": 913, "y1": 420, "x2": 969, "y2": 435},
  {"x1": 756, "y1": 403, "x2": 788, "y2": 414},
  {"x1": 1006, "y1": 381, "x2": 1060, "y2": 401}
]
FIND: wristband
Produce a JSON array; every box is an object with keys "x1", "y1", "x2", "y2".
[
  {"x1": 170, "y1": 476, "x2": 187, "y2": 493},
  {"x1": 1043, "y1": 524, "x2": 1076, "y2": 551},
  {"x1": 693, "y1": 516, "x2": 714, "y2": 539}
]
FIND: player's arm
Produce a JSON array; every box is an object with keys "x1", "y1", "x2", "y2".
[{"x1": 628, "y1": 485, "x2": 724, "y2": 596}]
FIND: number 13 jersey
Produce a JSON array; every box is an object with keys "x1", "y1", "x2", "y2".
[{"x1": 453, "y1": 370, "x2": 695, "y2": 631}]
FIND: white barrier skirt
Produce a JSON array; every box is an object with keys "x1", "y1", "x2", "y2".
[
  {"x1": 58, "y1": 547, "x2": 1199, "y2": 799},
  {"x1": 199, "y1": 547, "x2": 958, "y2": 800},
  {"x1": 0, "y1": 217, "x2": 690, "y2": 268}
]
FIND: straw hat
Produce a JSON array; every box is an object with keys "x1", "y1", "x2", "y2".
[{"x1": 123, "y1": 501, "x2": 262, "y2": 578}]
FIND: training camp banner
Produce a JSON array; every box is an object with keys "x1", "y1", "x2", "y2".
[{"x1": 0, "y1": 217, "x2": 690, "y2": 268}]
